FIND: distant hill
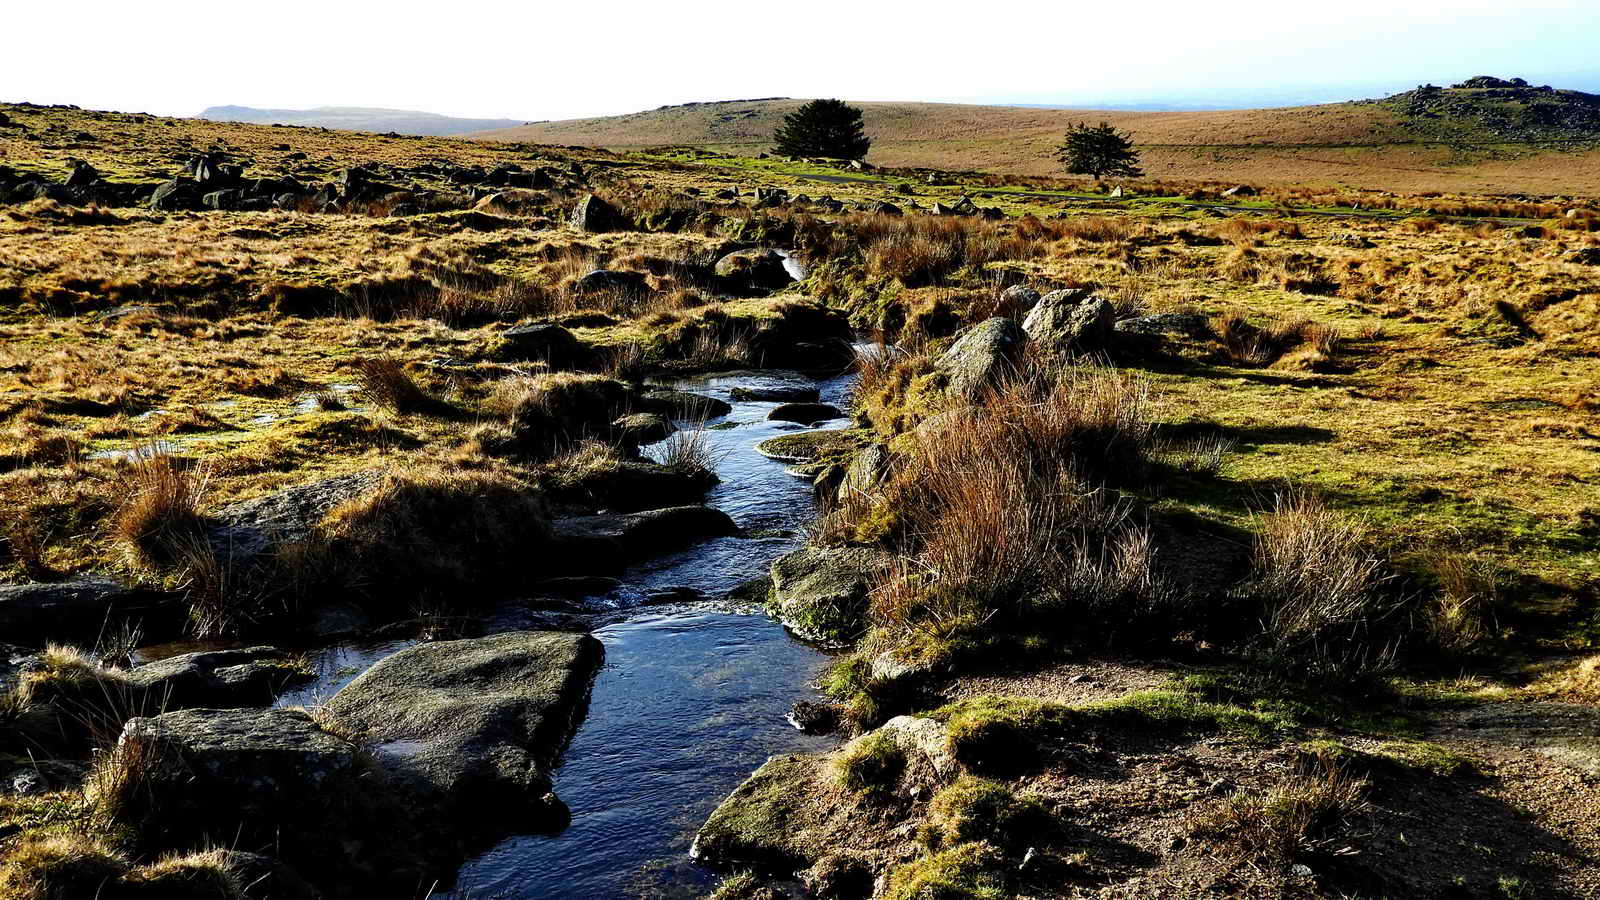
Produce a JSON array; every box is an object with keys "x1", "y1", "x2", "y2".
[
  {"x1": 470, "y1": 79, "x2": 1600, "y2": 192},
  {"x1": 197, "y1": 105, "x2": 526, "y2": 137}
]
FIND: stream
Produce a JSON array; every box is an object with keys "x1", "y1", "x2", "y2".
[{"x1": 269, "y1": 366, "x2": 857, "y2": 898}]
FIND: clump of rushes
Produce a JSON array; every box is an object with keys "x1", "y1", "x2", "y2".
[
  {"x1": 843, "y1": 360, "x2": 1173, "y2": 672},
  {"x1": 1186, "y1": 751, "x2": 1370, "y2": 865},
  {"x1": 647, "y1": 425, "x2": 721, "y2": 476},
  {"x1": 1244, "y1": 491, "x2": 1404, "y2": 681},
  {"x1": 113, "y1": 452, "x2": 208, "y2": 571},
  {"x1": 354, "y1": 355, "x2": 447, "y2": 416}
]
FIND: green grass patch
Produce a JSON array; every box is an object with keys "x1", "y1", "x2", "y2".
[{"x1": 881, "y1": 842, "x2": 1011, "y2": 900}]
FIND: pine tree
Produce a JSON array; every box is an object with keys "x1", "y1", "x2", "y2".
[
  {"x1": 1055, "y1": 121, "x2": 1143, "y2": 180},
  {"x1": 772, "y1": 99, "x2": 871, "y2": 160}
]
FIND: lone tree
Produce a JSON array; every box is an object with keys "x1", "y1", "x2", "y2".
[
  {"x1": 1055, "y1": 121, "x2": 1142, "y2": 180},
  {"x1": 773, "y1": 99, "x2": 871, "y2": 160}
]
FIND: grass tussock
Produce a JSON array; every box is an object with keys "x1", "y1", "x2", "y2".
[
  {"x1": 0, "y1": 833, "x2": 130, "y2": 900},
  {"x1": 318, "y1": 466, "x2": 553, "y2": 603},
  {"x1": 880, "y1": 842, "x2": 1010, "y2": 900},
  {"x1": 837, "y1": 360, "x2": 1173, "y2": 669},
  {"x1": 1212, "y1": 312, "x2": 1341, "y2": 369},
  {"x1": 1244, "y1": 492, "x2": 1403, "y2": 681},
  {"x1": 353, "y1": 356, "x2": 447, "y2": 416},
  {"x1": 833, "y1": 730, "x2": 906, "y2": 799},
  {"x1": 921, "y1": 775, "x2": 1050, "y2": 850},
  {"x1": 489, "y1": 373, "x2": 634, "y2": 458},
  {"x1": 112, "y1": 453, "x2": 207, "y2": 572},
  {"x1": 1186, "y1": 752, "x2": 1370, "y2": 865},
  {"x1": 1422, "y1": 554, "x2": 1500, "y2": 652}
]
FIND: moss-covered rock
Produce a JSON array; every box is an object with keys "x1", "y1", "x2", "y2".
[
  {"x1": 768, "y1": 545, "x2": 886, "y2": 646},
  {"x1": 937, "y1": 317, "x2": 1023, "y2": 400},
  {"x1": 691, "y1": 754, "x2": 830, "y2": 872}
]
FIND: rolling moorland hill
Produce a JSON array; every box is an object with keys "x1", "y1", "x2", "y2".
[
  {"x1": 199, "y1": 105, "x2": 526, "y2": 137},
  {"x1": 474, "y1": 77, "x2": 1600, "y2": 194}
]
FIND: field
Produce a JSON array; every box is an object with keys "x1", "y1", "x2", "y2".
[{"x1": 1, "y1": 97, "x2": 1598, "y2": 899}]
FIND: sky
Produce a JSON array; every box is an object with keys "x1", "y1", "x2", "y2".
[{"x1": 4, "y1": 0, "x2": 1598, "y2": 121}]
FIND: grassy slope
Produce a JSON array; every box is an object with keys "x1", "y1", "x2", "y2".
[{"x1": 475, "y1": 95, "x2": 1600, "y2": 195}]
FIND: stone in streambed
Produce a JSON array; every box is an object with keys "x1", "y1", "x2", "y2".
[
  {"x1": 731, "y1": 385, "x2": 821, "y2": 403},
  {"x1": 325, "y1": 631, "x2": 604, "y2": 831},
  {"x1": 551, "y1": 505, "x2": 739, "y2": 571},
  {"x1": 767, "y1": 546, "x2": 886, "y2": 646},
  {"x1": 638, "y1": 389, "x2": 733, "y2": 421},
  {"x1": 767, "y1": 402, "x2": 844, "y2": 424}
]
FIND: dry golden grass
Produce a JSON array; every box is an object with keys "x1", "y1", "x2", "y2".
[
  {"x1": 0, "y1": 832, "x2": 130, "y2": 900},
  {"x1": 1526, "y1": 654, "x2": 1600, "y2": 704}
]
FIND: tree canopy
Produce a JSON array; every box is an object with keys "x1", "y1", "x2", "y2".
[
  {"x1": 1055, "y1": 121, "x2": 1143, "y2": 180},
  {"x1": 773, "y1": 99, "x2": 871, "y2": 160}
]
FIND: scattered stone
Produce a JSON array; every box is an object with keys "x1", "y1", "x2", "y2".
[
  {"x1": 787, "y1": 700, "x2": 840, "y2": 735},
  {"x1": 570, "y1": 193, "x2": 622, "y2": 232},
  {"x1": 872, "y1": 715, "x2": 957, "y2": 780},
  {"x1": 574, "y1": 268, "x2": 650, "y2": 295},
  {"x1": 1023, "y1": 289, "x2": 1114, "y2": 353},
  {"x1": 766, "y1": 402, "x2": 844, "y2": 424},
  {"x1": 1568, "y1": 247, "x2": 1600, "y2": 266},
  {"x1": 0, "y1": 577, "x2": 150, "y2": 648},
  {"x1": 1113, "y1": 313, "x2": 1210, "y2": 340},
  {"x1": 125, "y1": 646, "x2": 309, "y2": 708},
  {"x1": 1000, "y1": 284, "x2": 1042, "y2": 310},
  {"x1": 938, "y1": 317, "x2": 1024, "y2": 398},
  {"x1": 475, "y1": 189, "x2": 548, "y2": 216},
  {"x1": 499, "y1": 322, "x2": 588, "y2": 366},
  {"x1": 837, "y1": 443, "x2": 890, "y2": 501},
  {"x1": 64, "y1": 160, "x2": 98, "y2": 187}
]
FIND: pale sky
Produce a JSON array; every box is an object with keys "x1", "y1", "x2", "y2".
[{"x1": 4, "y1": 0, "x2": 1597, "y2": 120}]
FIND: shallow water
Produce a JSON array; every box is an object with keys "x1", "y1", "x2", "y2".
[
  {"x1": 234, "y1": 366, "x2": 856, "y2": 898},
  {"x1": 453, "y1": 610, "x2": 834, "y2": 898},
  {"x1": 446, "y1": 368, "x2": 854, "y2": 898}
]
